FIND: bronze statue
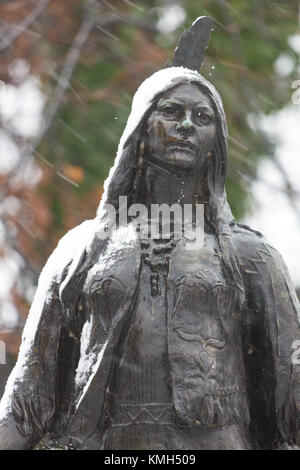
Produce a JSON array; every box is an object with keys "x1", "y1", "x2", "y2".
[{"x1": 0, "y1": 17, "x2": 299, "y2": 450}]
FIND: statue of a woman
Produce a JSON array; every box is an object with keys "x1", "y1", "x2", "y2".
[{"x1": 0, "y1": 18, "x2": 299, "y2": 450}]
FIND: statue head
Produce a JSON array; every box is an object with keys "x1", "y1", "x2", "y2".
[
  {"x1": 144, "y1": 82, "x2": 216, "y2": 173},
  {"x1": 99, "y1": 67, "x2": 229, "y2": 215}
]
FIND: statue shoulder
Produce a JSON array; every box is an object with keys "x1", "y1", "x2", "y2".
[
  {"x1": 39, "y1": 218, "x2": 98, "y2": 288},
  {"x1": 232, "y1": 222, "x2": 283, "y2": 267},
  {"x1": 21, "y1": 218, "x2": 100, "y2": 337}
]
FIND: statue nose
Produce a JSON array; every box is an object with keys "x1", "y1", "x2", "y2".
[{"x1": 176, "y1": 114, "x2": 194, "y2": 135}]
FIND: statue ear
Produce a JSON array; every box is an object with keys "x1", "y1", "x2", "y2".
[{"x1": 166, "y1": 16, "x2": 214, "y2": 72}]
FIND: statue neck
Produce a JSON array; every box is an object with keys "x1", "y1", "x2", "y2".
[{"x1": 144, "y1": 160, "x2": 203, "y2": 208}]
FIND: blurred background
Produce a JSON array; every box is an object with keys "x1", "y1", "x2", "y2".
[{"x1": 0, "y1": 0, "x2": 299, "y2": 395}]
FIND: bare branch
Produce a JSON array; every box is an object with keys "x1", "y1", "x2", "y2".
[
  {"x1": 0, "y1": 0, "x2": 51, "y2": 51},
  {"x1": 27, "y1": 4, "x2": 96, "y2": 159}
]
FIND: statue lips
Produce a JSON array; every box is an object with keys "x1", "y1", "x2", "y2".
[
  {"x1": 167, "y1": 139, "x2": 196, "y2": 167},
  {"x1": 167, "y1": 139, "x2": 196, "y2": 153}
]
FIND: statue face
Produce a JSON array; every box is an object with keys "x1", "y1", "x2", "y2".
[{"x1": 145, "y1": 82, "x2": 216, "y2": 171}]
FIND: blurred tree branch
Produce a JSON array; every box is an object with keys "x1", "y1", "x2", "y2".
[
  {"x1": 28, "y1": 2, "x2": 96, "y2": 158},
  {"x1": 0, "y1": 0, "x2": 51, "y2": 51}
]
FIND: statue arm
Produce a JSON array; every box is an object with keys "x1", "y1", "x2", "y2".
[
  {"x1": 0, "y1": 221, "x2": 93, "y2": 450},
  {"x1": 0, "y1": 274, "x2": 67, "y2": 449},
  {"x1": 237, "y1": 226, "x2": 300, "y2": 448}
]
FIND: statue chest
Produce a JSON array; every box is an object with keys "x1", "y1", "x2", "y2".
[
  {"x1": 84, "y1": 230, "x2": 240, "y2": 338},
  {"x1": 167, "y1": 234, "x2": 240, "y2": 346}
]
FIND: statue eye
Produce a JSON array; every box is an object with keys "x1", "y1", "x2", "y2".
[
  {"x1": 157, "y1": 103, "x2": 182, "y2": 118},
  {"x1": 162, "y1": 106, "x2": 177, "y2": 116},
  {"x1": 195, "y1": 111, "x2": 212, "y2": 125}
]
